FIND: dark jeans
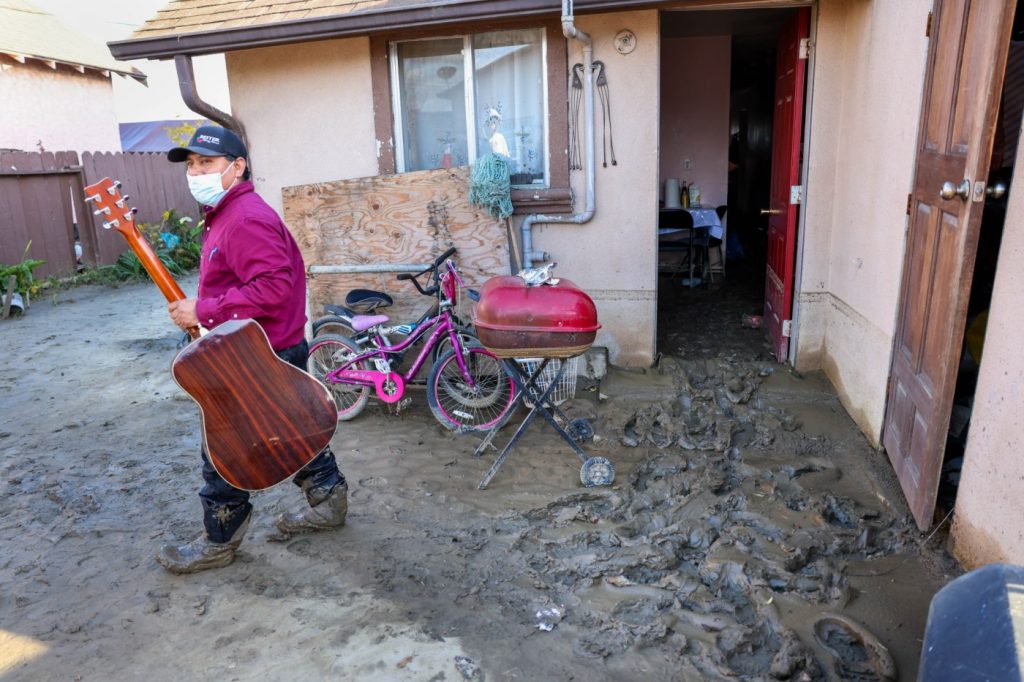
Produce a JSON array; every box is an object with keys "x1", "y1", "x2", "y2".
[{"x1": 199, "y1": 338, "x2": 345, "y2": 542}]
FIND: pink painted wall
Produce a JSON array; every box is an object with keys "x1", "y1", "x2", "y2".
[{"x1": 659, "y1": 35, "x2": 731, "y2": 208}]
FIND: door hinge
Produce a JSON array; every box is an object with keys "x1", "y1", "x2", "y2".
[
  {"x1": 925, "y1": 11, "x2": 933, "y2": 37},
  {"x1": 906, "y1": 192, "x2": 912, "y2": 215},
  {"x1": 790, "y1": 185, "x2": 803, "y2": 205},
  {"x1": 782, "y1": 320, "x2": 792, "y2": 338},
  {"x1": 799, "y1": 38, "x2": 812, "y2": 60}
]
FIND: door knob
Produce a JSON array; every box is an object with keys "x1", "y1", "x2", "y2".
[
  {"x1": 986, "y1": 181, "x2": 1007, "y2": 199},
  {"x1": 760, "y1": 208, "x2": 782, "y2": 215},
  {"x1": 939, "y1": 179, "x2": 970, "y2": 201}
]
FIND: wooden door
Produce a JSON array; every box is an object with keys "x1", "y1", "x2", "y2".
[
  {"x1": 884, "y1": 0, "x2": 1015, "y2": 530},
  {"x1": 763, "y1": 8, "x2": 810, "y2": 362}
]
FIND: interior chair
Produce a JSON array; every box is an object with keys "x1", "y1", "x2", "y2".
[
  {"x1": 658, "y1": 208, "x2": 695, "y2": 280},
  {"x1": 707, "y1": 205, "x2": 727, "y2": 281}
]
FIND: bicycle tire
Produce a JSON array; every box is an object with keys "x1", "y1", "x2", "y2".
[
  {"x1": 312, "y1": 314, "x2": 355, "y2": 339},
  {"x1": 307, "y1": 334, "x2": 370, "y2": 421},
  {"x1": 426, "y1": 345, "x2": 516, "y2": 432}
]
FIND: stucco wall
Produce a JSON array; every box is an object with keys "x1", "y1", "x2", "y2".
[
  {"x1": 225, "y1": 38, "x2": 379, "y2": 218},
  {"x1": 523, "y1": 10, "x2": 660, "y2": 367},
  {"x1": 659, "y1": 35, "x2": 731, "y2": 210},
  {"x1": 951, "y1": 136, "x2": 1024, "y2": 567},
  {"x1": 794, "y1": 0, "x2": 932, "y2": 444},
  {"x1": 0, "y1": 57, "x2": 122, "y2": 152}
]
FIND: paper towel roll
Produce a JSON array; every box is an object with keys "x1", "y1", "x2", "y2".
[{"x1": 664, "y1": 178, "x2": 681, "y2": 209}]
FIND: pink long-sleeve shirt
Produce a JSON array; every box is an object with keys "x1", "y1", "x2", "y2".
[{"x1": 194, "y1": 181, "x2": 306, "y2": 350}]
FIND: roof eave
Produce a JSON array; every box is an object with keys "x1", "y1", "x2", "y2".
[
  {"x1": 109, "y1": 0, "x2": 664, "y2": 60},
  {"x1": 1, "y1": 49, "x2": 146, "y2": 82}
]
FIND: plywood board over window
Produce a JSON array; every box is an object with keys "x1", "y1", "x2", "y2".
[{"x1": 283, "y1": 166, "x2": 510, "y2": 320}]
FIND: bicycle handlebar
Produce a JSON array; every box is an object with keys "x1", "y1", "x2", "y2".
[{"x1": 395, "y1": 246, "x2": 458, "y2": 297}]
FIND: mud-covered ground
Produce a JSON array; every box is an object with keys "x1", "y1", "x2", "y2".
[{"x1": 0, "y1": 273, "x2": 958, "y2": 680}]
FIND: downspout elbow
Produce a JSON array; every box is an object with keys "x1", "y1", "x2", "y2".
[{"x1": 174, "y1": 54, "x2": 247, "y2": 147}]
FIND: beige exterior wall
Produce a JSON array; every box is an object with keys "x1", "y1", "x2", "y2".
[
  {"x1": 951, "y1": 136, "x2": 1024, "y2": 567},
  {"x1": 794, "y1": 0, "x2": 932, "y2": 443},
  {"x1": 225, "y1": 38, "x2": 379, "y2": 219},
  {"x1": 522, "y1": 10, "x2": 660, "y2": 367},
  {"x1": 225, "y1": 13, "x2": 660, "y2": 367},
  {"x1": 0, "y1": 58, "x2": 122, "y2": 152}
]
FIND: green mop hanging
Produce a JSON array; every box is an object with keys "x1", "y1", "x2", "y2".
[{"x1": 468, "y1": 153, "x2": 514, "y2": 220}]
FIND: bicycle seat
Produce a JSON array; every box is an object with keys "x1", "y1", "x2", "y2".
[
  {"x1": 350, "y1": 314, "x2": 390, "y2": 332},
  {"x1": 345, "y1": 289, "x2": 393, "y2": 313}
]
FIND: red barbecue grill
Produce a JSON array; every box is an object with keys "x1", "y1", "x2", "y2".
[{"x1": 472, "y1": 271, "x2": 615, "y2": 489}]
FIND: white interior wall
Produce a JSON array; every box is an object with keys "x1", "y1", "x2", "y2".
[{"x1": 659, "y1": 35, "x2": 731, "y2": 209}]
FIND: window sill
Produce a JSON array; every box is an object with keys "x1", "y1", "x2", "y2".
[{"x1": 510, "y1": 187, "x2": 572, "y2": 215}]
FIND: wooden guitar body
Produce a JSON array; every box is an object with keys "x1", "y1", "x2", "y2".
[
  {"x1": 172, "y1": 320, "x2": 337, "y2": 490},
  {"x1": 85, "y1": 177, "x2": 338, "y2": 491}
]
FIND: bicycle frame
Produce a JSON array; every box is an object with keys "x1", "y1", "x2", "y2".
[{"x1": 324, "y1": 302, "x2": 475, "y2": 404}]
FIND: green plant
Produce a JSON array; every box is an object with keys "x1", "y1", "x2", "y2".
[
  {"x1": 0, "y1": 241, "x2": 46, "y2": 297},
  {"x1": 160, "y1": 210, "x2": 203, "y2": 271}
]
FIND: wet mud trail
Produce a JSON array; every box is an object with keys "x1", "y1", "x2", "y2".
[{"x1": 0, "y1": 277, "x2": 956, "y2": 680}]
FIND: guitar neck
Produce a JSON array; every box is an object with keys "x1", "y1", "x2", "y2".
[
  {"x1": 121, "y1": 223, "x2": 187, "y2": 304},
  {"x1": 84, "y1": 177, "x2": 201, "y2": 340}
]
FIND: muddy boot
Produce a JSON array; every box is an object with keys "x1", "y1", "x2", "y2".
[
  {"x1": 157, "y1": 506, "x2": 251, "y2": 574},
  {"x1": 275, "y1": 481, "x2": 348, "y2": 534}
]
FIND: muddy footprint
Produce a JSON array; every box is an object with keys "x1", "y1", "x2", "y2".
[{"x1": 813, "y1": 613, "x2": 896, "y2": 681}]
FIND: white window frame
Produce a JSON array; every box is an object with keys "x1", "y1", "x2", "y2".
[{"x1": 389, "y1": 30, "x2": 550, "y2": 187}]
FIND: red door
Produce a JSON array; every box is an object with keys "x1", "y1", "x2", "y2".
[{"x1": 764, "y1": 8, "x2": 810, "y2": 362}]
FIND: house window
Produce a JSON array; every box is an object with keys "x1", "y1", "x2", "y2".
[{"x1": 390, "y1": 28, "x2": 548, "y2": 188}]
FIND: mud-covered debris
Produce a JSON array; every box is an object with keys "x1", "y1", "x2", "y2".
[
  {"x1": 535, "y1": 605, "x2": 563, "y2": 631},
  {"x1": 814, "y1": 613, "x2": 897, "y2": 681},
  {"x1": 453, "y1": 655, "x2": 483, "y2": 681}
]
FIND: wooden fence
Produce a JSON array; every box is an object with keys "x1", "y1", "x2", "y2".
[{"x1": 0, "y1": 150, "x2": 200, "y2": 278}]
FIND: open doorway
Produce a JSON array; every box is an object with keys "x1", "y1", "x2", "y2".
[
  {"x1": 937, "y1": 4, "x2": 1023, "y2": 513},
  {"x1": 656, "y1": 8, "x2": 802, "y2": 362}
]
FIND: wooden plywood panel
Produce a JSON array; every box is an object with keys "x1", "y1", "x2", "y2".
[{"x1": 283, "y1": 167, "x2": 510, "y2": 320}]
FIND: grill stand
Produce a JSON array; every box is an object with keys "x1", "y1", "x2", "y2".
[{"x1": 475, "y1": 357, "x2": 614, "y2": 490}]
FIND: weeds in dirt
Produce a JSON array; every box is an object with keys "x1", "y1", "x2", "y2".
[{"x1": 0, "y1": 241, "x2": 46, "y2": 298}]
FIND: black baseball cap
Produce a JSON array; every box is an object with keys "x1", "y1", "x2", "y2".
[{"x1": 168, "y1": 125, "x2": 247, "y2": 162}]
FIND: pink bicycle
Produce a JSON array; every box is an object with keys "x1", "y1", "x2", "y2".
[{"x1": 308, "y1": 256, "x2": 517, "y2": 432}]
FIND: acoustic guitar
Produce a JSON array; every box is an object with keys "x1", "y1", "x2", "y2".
[{"x1": 84, "y1": 177, "x2": 338, "y2": 491}]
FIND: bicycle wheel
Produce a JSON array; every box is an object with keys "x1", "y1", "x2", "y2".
[
  {"x1": 427, "y1": 345, "x2": 516, "y2": 432},
  {"x1": 307, "y1": 334, "x2": 370, "y2": 421},
  {"x1": 312, "y1": 314, "x2": 355, "y2": 339}
]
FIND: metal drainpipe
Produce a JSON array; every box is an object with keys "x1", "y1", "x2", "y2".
[
  {"x1": 520, "y1": 0, "x2": 596, "y2": 269},
  {"x1": 174, "y1": 54, "x2": 247, "y2": 149}
]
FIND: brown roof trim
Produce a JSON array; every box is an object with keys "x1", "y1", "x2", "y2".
[{"x1": 109, "y1": 0, "x2": 665, "y2": 60}]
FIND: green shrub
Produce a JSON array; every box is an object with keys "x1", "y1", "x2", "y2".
[{"x1": 0, "y1": 242, "x2": 46, "y2": 297}]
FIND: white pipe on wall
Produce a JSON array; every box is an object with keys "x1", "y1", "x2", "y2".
[{"x1": 520, "y1": 0, "x2": 597, "y2": 269}]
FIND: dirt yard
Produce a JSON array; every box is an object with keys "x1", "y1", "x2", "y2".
[{"x1": 0, "y1": 275, "x2": 958, "y2": 680}]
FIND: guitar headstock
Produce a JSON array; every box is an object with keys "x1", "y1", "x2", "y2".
[{"x1": 84, "y1": 177, "x2": 138, "y2": 237}]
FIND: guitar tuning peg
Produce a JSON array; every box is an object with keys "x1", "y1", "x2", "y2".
[
  {"x1": 102, "y1": 219, "x2": 121, "y2": 230},
  {"x1": 130, "y1": 207, "x2": 139, "y2": 215},
  {"x1": 84, "y1": 194, "x2": 97, "y2": 203},
  {"x1": 93, "y1": 207, "x2": 110, "y2": 216},
  {"x1": 113, "y1": 180, "x2": 122, "y2": 189},
  {"x1": 123, "y1": 195, "x2": 130, "y2": 202}
]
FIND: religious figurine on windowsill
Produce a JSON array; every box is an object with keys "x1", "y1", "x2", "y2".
[{"x1": 483, "y1": 108, "x2": 510, "y2": 157}]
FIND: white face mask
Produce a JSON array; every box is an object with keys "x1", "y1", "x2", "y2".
[{"x1": 187, "y1": 163, "x2": 234, "y2": 207}]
